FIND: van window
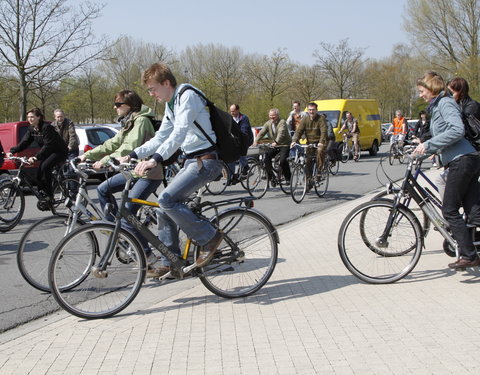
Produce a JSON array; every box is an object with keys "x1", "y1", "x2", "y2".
[
  {"x1": 318, "y1": 111, "x2": 341, "y2": 128},
  {"x1": 19, "y1": 126, "x2": 40, "y2": 148}
]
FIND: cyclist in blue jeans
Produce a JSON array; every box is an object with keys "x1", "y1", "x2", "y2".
[
  {"x1": 122, "y1": 63, "x2": 224, "y2": 278},
  {"x1": 79, "y1": 90, "x2": 162, "y2": 268}
]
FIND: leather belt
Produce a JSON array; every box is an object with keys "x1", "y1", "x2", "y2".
[{"x1": 196, "y1": 153, "x2": 217, "y2": 160}]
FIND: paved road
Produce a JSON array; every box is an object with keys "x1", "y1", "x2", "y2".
[{"x1": 0, "y1": 144, "x2": 419, "y2": 332}]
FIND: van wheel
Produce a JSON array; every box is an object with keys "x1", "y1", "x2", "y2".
[{"x1": 369, "y1": 140, "x2": 379, "y2": 156}]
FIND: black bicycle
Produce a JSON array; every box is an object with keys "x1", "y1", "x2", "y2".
[
  {"x1": 0, "y1": 156, "x2": 78, "y2": 232},
  {"x1": 48, "y1": 159, "x2": 279, "y2": 319}
]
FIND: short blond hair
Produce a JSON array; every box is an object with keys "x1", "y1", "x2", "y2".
[{"x1": 416, "y1": 71, "x2": 446, "y2": 96}]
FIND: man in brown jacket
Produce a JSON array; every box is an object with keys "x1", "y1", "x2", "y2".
[
  {"x1": 291, "y1": 102, "x2": 327, "y2": 187},
  {"x1": 253, "y1": 108, "x2": 291, "y2": 184}
]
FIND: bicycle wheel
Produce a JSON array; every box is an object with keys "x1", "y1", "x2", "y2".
[
  {"x1": 314, "y1": 163, "x2": 329, "y2": 197},
  {"x1": 197, "y1": 208, "x2": 278, "y2": 298},
  {"x1": 205, "y1": 162, "x2": 229, "y2": 195},
  {"x1": 0, "y1": 180, "x2": 25, "y2": 232},
  {"x1": 49, "y1": 223, "x2": 146, "y2": 319},
  {"x1": 246, "y1": 162, "x2": 268, "y2": 199},
  {"x1": 388, "y1": 144, "x2": 396, "y2": 165},
  {"x1": 17, "y1": 214, "x2": 86, "y2": 292},
  {"x1": 52, "y1": 178, "x2": 80, "y2": 215},
  {"x1": 290, "y1": 165, "x2": 307, "y2": 203},
  {"x1": 398, "y1": 146, "x2": 405, "y2": 164},
  {"x1": 240, "y1": 158, "x2": 256, "y2": 190},
  {"x1": 328, "y1": 157, "x2": 339, "y2": 175},
  {"x1": 340, "y1": 142, "x2": 349, "y2": 163},
  {"x1": 338, "y1": 200, "x2": 423, "y2": 284}
]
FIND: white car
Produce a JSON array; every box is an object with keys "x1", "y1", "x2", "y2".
[{"x1": 75, "y1": 124, "x2": 118, "y2": 156}]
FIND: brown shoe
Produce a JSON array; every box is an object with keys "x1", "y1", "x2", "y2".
[
  {"x1": 147, "y1": 265, "x2": 170, "y2": 278},
  {"x1": 448, "y1": 257, "x2": 480, "y2": 269},
  {"x1": 196, "y1": 231, "x2": 224, "y2": 267}
]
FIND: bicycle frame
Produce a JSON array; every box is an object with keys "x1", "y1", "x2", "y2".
[
  {"x1": 381, "y1": 156, "x2": 457, "y2": 254},
  {"x1": 93, "y1": 162, "x2": 257, "y2": 280}
]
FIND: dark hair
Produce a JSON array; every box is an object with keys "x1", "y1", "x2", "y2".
[
  {"x1": 27, "y1": 107, "x2": 44, "y2": 123},
  {"x1": 115, "y1": 90, "x2": 144, "y2": 112},
  {"x1": 419, "y1": 110, "x2": 426, "y2": 116},
  {"x1": 231, "y1": 104, "x2": 240, "y2": 110},
  {"x1": 307, "y1": 102, "x2": 318, "y2": 108},
  {"x1": 293, "y1": 100, "x2": 301, "y2": 106},
  {"x1": 142, "y1": 62, "x2": 177, "y2": 87},
  {"x1": 447, "y1": 77, "x2": 470, "y2": 101}
]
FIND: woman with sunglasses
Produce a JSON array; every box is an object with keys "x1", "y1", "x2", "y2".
[
  {"x1": 414, "y1": 71, "x2": 480, "y2": 270},
  {"x1": 79, "y1": 90, "x2": 163, "y2": 268}
]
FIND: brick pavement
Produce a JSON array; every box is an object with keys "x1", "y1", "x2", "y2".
[{"x1": 1, "y1": 168, "x2": 480, "y2": 374}]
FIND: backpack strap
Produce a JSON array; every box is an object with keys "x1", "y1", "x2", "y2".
[{"x1": 176, "y1": 85, "x2": 217, "y2": 149}]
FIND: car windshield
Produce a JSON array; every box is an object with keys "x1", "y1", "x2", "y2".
[
  {"x1": 86, "y1": 128, "x2": 115, "y2": 145},
  {"x1": 318, "y1": 111, "x2": 341, "y2": 128}
]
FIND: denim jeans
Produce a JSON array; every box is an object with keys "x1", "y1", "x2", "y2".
[
  {"x1": 97, "y1": 174, "x2": 162, "y2": 255},
  {"x1": 442, "y1": 153, "x2": 480, "y2": 260},
  {"x1": 156, "y1": 157, "x2": 223, "y2": 266}
]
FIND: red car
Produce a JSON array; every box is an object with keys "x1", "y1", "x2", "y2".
[{"x1": 0, "y1": 121, "x2": 41, "y2": 180}]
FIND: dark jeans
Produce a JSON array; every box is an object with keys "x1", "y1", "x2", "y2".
[
  {"x1": 265, "y1": 146, "x2": 291, "y2": 181},
  {"x1": 37, "y1": 152, "x2": 67, "y2": 197},
  {"x1": 442, "y1": 153, "x2": 480, "y2": 260}
]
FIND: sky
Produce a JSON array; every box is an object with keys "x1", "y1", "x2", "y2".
[{"x1": 92, "y1": 0, "x2": 410, "y2": 65}]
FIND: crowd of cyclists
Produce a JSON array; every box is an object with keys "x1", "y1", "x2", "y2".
[{"x1": 3, "y1": 65, "x2": 480, "y2": 277}]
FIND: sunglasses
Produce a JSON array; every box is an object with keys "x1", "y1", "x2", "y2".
[{"x1": 114, "y1": 102, "x2": 125, "y2": 108}]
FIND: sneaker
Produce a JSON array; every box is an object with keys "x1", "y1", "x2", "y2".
[{"x1": 196, "y1": 231, "x2": 224, "y2": 267}]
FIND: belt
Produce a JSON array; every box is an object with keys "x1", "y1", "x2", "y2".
[{"x1": 196, "y1": 153, "x2": 217, "y2": 160}]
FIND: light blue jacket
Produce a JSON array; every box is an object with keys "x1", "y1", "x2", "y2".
[
  {"x1": 424, "y1": 93, "x2": 475, "y2": 165},
  {"x1": 133, "y1": 84, "x2": 216, "y2": 160}
]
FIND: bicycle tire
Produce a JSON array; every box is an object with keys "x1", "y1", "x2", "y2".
[
  {"x1": 240, "y1": 158, "x2": 256, "y2": 190},
  {"x1": 205, "y1": 162, "x2": 229, "y2": 195},
  {"x1": 290, "y1": 165, "x2": 307, "y2": 203},
  {"x1": 197, "y1": 208, "x2": 278, "y2": 298},
  {"x1": 388, "y1": 144, "x2": 395, "y2": 165},
  {"x1": 314, "y1": 163, "x2": 329, "y2": 197},
  {"x1": 17, "y1": 214, "x2": 87, "y2": 292},
  {"x1": 49, "y1": 223, "x2": 146, "y2": 319},
  {"x1": 246, "y1": 161, "x2": 268, "y2": 199},
  {"x1": 372, "y1": 191, "x2": 431, "y2": 237},
  {"x1": 328, "y1": 158, "x2": 339, "y2": 175},
  {"x1": 398, "y1": 147, "x2": 405, "y2": 164},
  {"x1": 0, "y1": 180, "x2": 25, "y2": 232},
  {"x1": 340, "y1": 142, "x2": 349, "y2": 163},
  {"x1": 338, "y1": 200, "x2": 423, "y2": 284},
  {"x1": 52, "y1": 178, "x2": 80, "y2": 215}
]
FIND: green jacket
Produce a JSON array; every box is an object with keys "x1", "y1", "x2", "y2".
[
  {"x1": 84, "y1": 105, "x2": 163, "y2": 180},
  {"x1": 255, "y1": 118, "x2": 291, "y2": 146},
  {"x1": 292, "y1": 113, "x2": 328, "y2": 145}
]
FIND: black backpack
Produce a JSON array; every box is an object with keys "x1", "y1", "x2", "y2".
[
  {"x1": 177, "y1": 86, "x2": 243, "y2": 163},
  {"x1": 463, "y1": 113, "x2": 480, "y2": 150}
]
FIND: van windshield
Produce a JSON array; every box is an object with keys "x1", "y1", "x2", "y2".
[{"x1": 318, "y1": 111, "x2": 341, "y2": 128}]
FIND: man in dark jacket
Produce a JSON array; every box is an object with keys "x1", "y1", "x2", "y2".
[{"x1": 228, "y1": 104, "x2": 253, "y2": 182}]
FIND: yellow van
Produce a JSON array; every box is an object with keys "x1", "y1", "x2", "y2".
[{"x1": 311, "y1": 99, "x2": 382, "y2": 156}]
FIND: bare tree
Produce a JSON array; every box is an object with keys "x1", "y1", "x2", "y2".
[
  {"x1": 100, "y1": 36, "x2": 175, "y2": 91},
  {"x1": 314, "y1": 39, "x2": 366, "y2": 98},
  {"x1": 404, "y1": 0, "x2": 480, "y2": 97},
  {"x1": 244, "y1": 49, "x2": 293, "y2": 106},
  {"x1": 289, "y1": 64, "x2": 327, "y2": 104},
  {"x1": 0, "y1": 0, "x2": 106, "y2": 119}
]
